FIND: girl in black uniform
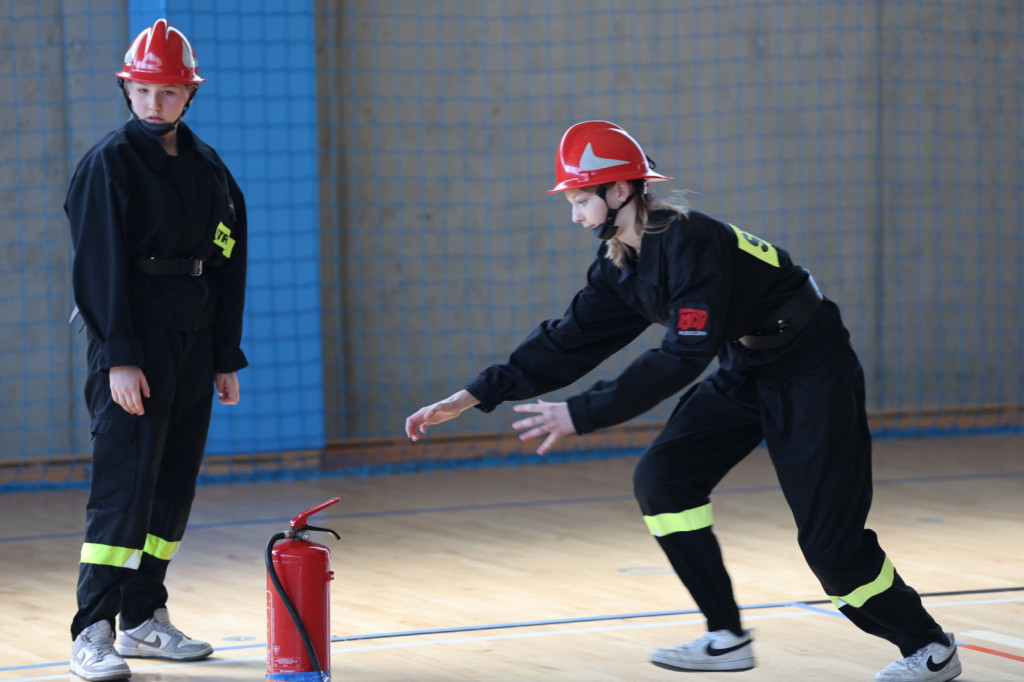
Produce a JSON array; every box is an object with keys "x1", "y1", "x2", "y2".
[
  {"x1": 65, "y1": 19, "x2": 247, "y2": 681},
  {"x1": 405, "y1": 120, "x2": 960, "y2": 682}
]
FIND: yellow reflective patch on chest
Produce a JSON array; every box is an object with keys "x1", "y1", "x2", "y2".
[
  {"x1": 213, "y1": 222, "x2": 235, "y2": 258},
  {"x1": 728, "y1": 223, "x2": 779, "y2": 267}
]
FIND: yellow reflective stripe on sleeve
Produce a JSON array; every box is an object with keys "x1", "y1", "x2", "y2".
[
  {"x1": 143, "y1": 534, "x2": 181, "y2": 561},
  {"x1": 80, "y1": 542, "x2": 142, "y2": 569},
  {"x1": 643, "y1": 503, "x2": 713, "y2": 537},
  {"x1": 213, "y1": 221, "x2": 235, "y2": 258},
  {"x1": 828, "y1": 555, "x2": 895, "y2": 609}
]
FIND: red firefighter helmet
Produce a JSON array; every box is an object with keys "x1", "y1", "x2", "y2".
[
  {"x1": 116, "y1": 18, "x2": 205, "y2": 84},
  {"x1": 548, "y1": 120, "x2": 672, "y2": 193}
]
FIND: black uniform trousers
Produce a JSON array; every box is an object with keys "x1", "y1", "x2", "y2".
[
  {"x1": 72, "y1": 322, "x2": 215, "y2": 639},
  {"x1": 632, "y1": 314, "x2": 945, "y2": 657}
]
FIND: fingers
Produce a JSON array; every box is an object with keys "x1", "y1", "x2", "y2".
[
  {"x1": 109, "y1": 366, "x2": 147, "y2": 416},
  {"x1": 519, "y1": 423, "x2": 564, "y2": 455},
  {"x1": 216, "y1": 373, "x2": 240, "y2": 405},
  {"x1": 405, "y1": 406, "x2": 437, "y2": 441},
  {"x1": 511, "y1": 400, "x2": 573, "y2": 455},
  {"x1": 511, "y1": 414, "x2": 547, "y2": 437},
  {"x1": 113, "y1": 386, "x2": 145, "y2": 416},
  {"x1": 404, "y1": 415, "x2": 422, "y2": 441},
  {"x1": 217, "y1": 390, "x2": 239, "y2": 405},
  {"x1": 536, "y1": 432, "x2": 560, "y2": 456},
  {"x1": 512, "y1": 413, "x2": 558, "y2": 446}
]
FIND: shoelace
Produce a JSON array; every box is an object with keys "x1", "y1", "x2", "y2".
[
  {"x1": 893, "y1": 643, "x2": 944, "y2": 670},
  {"x1": 86, "y1": 630, "x2": 120, "y2": 659},
  {"x1": 687, "y1": 631, "x2": 741, "y2": 650},
  {"x1": 147, "y1": 616, "x2": 196, "y2": 643}
]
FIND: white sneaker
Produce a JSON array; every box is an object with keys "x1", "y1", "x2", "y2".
[
  {"x1": 115, "y1": 608, "x2": 213, "y2": 661},
  {"x1": 70, "y1": 620, "x2": 131, "y2": 681},
  {"x1": 651, "y1": 628, "x2": 755, "y2": 672},
  {"x1": 875, "y1": 633, "x2": 962, "y2": 682}
]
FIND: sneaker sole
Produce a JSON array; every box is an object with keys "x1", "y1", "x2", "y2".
[
  {"x1": 875, "y1": 662, "x2": 962, "y2": 682},
  {"x1": 650, "y1": 656, "x2": 756, "y2": 672},
  {"x1": 69, "y1": 662, "x2": 131, "y2": 682},
  {"x1": 114, "y1": 644, "x2": 213, "y2": 661}
]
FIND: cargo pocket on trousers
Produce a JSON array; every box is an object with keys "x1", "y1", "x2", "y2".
[{"x1": 88, "y1": 418, "x2": 139, "y2": 508}]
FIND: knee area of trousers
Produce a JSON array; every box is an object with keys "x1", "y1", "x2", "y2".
[
  {"x1": 632, "y1": 460, "x2": 667, "y2": 498},
  {"x1": 802, "y1": 552, "x2": 874, "y2": 592},
  {"x1": 632, "y1": 464, "x2": 701, "y2": 510}
]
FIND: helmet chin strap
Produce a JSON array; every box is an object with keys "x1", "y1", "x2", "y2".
[{"x1": 593, "y1": 184, "x2": 636, "y2": 241}]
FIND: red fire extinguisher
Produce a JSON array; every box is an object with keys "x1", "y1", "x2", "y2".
[{"x1": 266, "y1": 497, "x2": 340, "y2": 681}]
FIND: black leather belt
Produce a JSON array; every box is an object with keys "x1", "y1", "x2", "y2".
[
  {"x1": 134, "y1": 257, "x2": 205, "y2": 276},
  {"x1": 738, "y1": 273, "x2": 823, "y2": 349}
]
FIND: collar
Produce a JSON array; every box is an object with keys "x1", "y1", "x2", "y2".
[
  {"x1": 615, "y1": 211, "x2": 674, "y2": 284},
  {"x1": 124, "y1": 118, "x2": 198, "y2": 173}
]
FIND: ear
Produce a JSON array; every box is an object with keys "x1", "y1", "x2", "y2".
[{"x1": 614, "y1": 180, "x2": 632, "y2": 201}]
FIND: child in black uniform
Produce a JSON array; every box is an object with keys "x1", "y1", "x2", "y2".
[
  {"x1": 65, "y1": 18, "x2": 247, "y2": 681},
  {"x1": 405, "y1": 120, "x2": 961, "y2": 682}
]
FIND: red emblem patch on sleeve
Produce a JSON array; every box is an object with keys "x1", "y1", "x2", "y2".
[{"x1": 677, "y1": 308, "x2": 709, "y2": 336}]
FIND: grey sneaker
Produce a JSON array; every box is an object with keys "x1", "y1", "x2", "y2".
[
  {"x1": 651, "y1": 628, "x2": 755, "y2": 672},
  {"x1": 115, "y1": 608, "x2": 213, "y2": 661},
  {"x1": 875, "y1": 633, "x2": 962, "y2": 682},
  {"x1": 70, "y1": 620, "x2": 131, "y2": 681}
]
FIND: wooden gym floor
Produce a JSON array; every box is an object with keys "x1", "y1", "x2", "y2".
[{"x1": 0, "y1": 434, "x2": 1021, "y2": 681}]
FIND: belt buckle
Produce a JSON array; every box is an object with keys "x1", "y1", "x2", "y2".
[{"x1": 189, "y1": 259, "x2": 203, "y2": 276}]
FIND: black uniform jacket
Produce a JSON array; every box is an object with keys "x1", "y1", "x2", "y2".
[
  {"x1": 466, "y1": 210, "x2": 844, "y2": 434},
  {"x1": 66, "y1": 119, "x2": 248, "y2": 374}
]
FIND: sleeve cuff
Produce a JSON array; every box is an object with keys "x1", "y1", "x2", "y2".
[
  {"x1": 214, "y1": 347, "x2": 249, "y2": 374},
  {"x1": 465, "y1": 375, "x2": 503, "y2": 413},
  {"x1": 566, "y1": 394, "x2": 595, "y2": 435},
  {"x1": 100, "y1": 336, "x2": 144, "y2": 370}
]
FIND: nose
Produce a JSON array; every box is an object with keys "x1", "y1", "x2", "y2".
[{"x1": 571, "y1": 206, "x2": 583, "y2": 223}]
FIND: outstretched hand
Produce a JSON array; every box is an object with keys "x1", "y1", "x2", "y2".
[
  {"x1": 512, "y1": 399, "x2": 575, "y2": 455},
  {"x1": 405, "y1": 389, "x2": 480, "y2": 441}
]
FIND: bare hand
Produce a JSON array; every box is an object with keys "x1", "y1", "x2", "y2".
[
  {"x1": 405, "y1": 390, "x2": 479, "y2": 441},
  {"x1": 215, "y1": 372, "x2": 240, "y2": 405},
  {"x1": 512, "y1": 399, "x2": 574, "y2": 455},
  {"x1": 109, "y1": 365, "x2": 150, "y2": 416}
]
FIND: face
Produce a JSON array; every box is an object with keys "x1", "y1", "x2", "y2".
[
  {"x1": 565, "y1": 187, "x2": 609, "y2": 235},
  {"x1": 126, "y1": 81, "x2": 193, "y2": 124}
]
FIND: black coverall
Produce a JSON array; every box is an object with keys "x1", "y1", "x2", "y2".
[
  {"x1": 65, "y1": 118, "x2": 247, "y2": 638},
  {"x1": 467, "y1": 210, "x2": 946, "y2": 657}
]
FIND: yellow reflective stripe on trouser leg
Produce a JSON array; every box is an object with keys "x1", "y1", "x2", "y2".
[
  {"x1": 829, "y1": 555, "x2": 896, "y2": 608},
  {"x1": 643, "y1": 503, "x2": 714, "y2": 537},
  {"x1": 80, "y1": 543, "x2": 142, "y2": 569},
  {"x1": 143, "y1": 534, "x2": 181, "y2": 561}
]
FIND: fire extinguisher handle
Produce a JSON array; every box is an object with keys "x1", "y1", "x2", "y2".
[
  {"x1": 303, "y1": 524, "x2": 341, "y2": 540},
  {"x1": 290, "y1": 497, "x2": 341, "y2": 531}
]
